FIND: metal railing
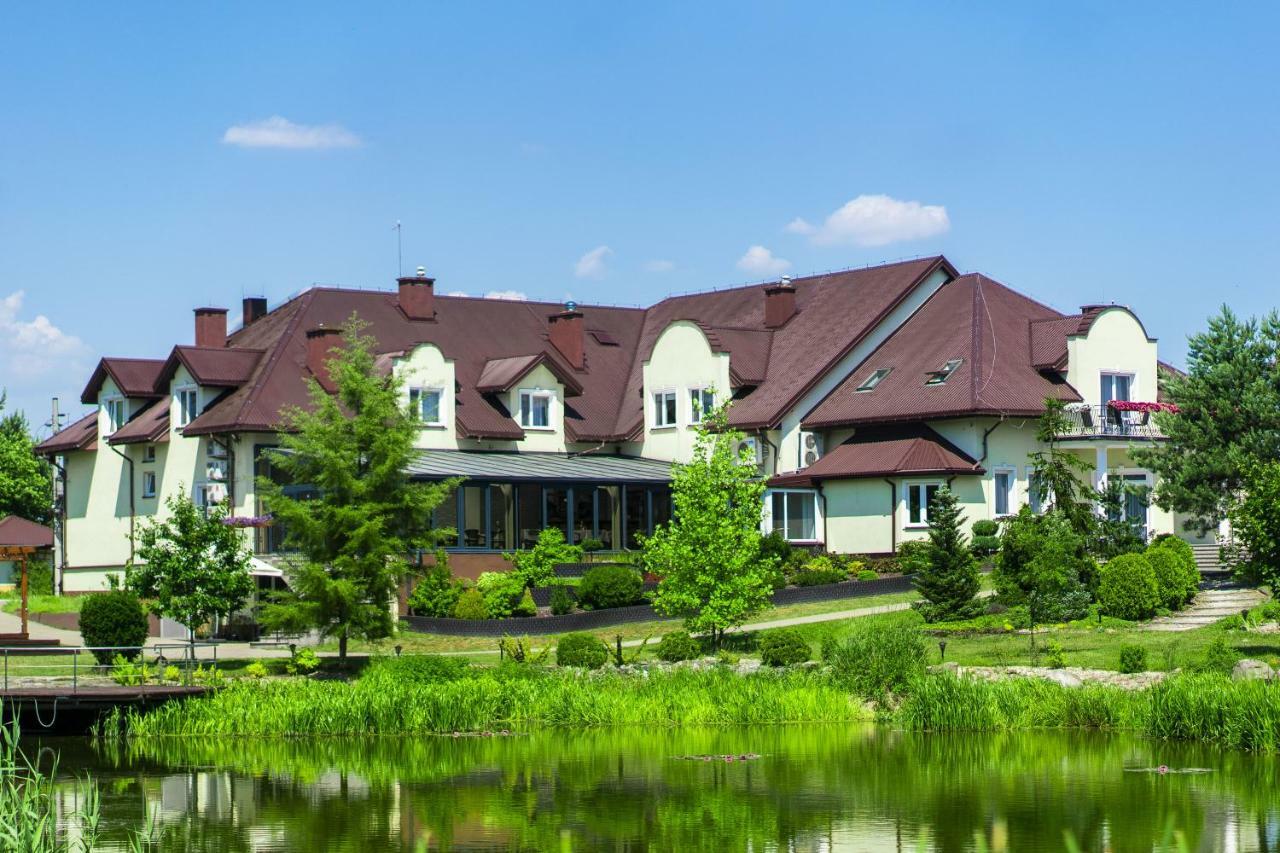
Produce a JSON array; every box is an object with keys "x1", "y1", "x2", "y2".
[
  {"x1": 1059, "y1": 405, "x2": 1167, "y2": 440},
  {"x1": 1, "y1": 643, "x2": 219, "y2": 693}
]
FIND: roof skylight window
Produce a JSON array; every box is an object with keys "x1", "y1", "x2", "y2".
[
  {"x1": 856, "y1": 368, "x2": 891, "y2": 392},
  {"x1": 925, "y1": 359, "x2": 963, "y2": 386}
]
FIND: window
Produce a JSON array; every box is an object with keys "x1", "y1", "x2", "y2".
[
  {"x1": 176, "y1": 388, "x2": 200, "y2": 427},
  {"x1": 688, "y1": 387, "x2": 715, "y2": 423},
  {"x1": 409, "y1": 387, "x2": 444, "y2": 425},
  {"x1": 141, "y1": 471, "x2": 157, "y2": 498},
  {"x1": 1100, "y1": 373, "x2": 1133, "y2": 405},
  {"x1": 519, "y1": 390, "x2": 553, "y2": 429},
  {"x1": 907, "y1": 483, "x2": 942, "y2": 526},
  {"x1": 103, "y1": 398, "x2": 126, "y2": 435},
  {"x1": 771, "y1": 491, "x2": 817, "y2": 542},
  {"x1": 994, "y1": 469, "x2": 1015, "y2": 516},
  {"x1": 652, "y1": 390, "x2": 677, "y2": 427},
  {"x1": 1026, "y1": 468, "x2": 1052, "y2": 514},
  {"x1": 925, "y1": 359, "x2": 963, "y2": 386},
  {"x1": 856, "y1": 368, "x2": 891, "y2": 392},
  {"x1": 142, "y1": 445, "x2": 156, "y2": 463}
]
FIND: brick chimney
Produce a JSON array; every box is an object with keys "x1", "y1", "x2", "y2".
[
  {"x1": 548, "y1": 302, "x2": 585, "y2": 369},
  {"x1": 195, "y1": 307, "x2": 228, "y2": 347},
  {"x1": 397, "y1": 267, "x2": 436, "y2": 320},
  {"x1": 763, "y1": 276, "x2": 797, "y2": 328},
  {"x1": 306, "y1": 326, "x2": 344, "y2": 393},
  {"x1": 242, "y1": 297, "x2": 268, "y2": 328}
]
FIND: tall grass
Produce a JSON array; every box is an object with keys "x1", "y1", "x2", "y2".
[
  {"x1": 0, "y1": 720, "x2": 100, "y2": 852},
  {"x1": 104, "y1": 664, "x2": 867, "y2": 738},
  {"x1": 898, "y1": 671, "x2": 1280, "y2": 751}
]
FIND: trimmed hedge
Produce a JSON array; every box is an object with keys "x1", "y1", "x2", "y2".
[
  {"x1": 1147, "y1": 536, "x2": 1199, "y2": 607},
  {"x1": 758, "y1": 629, "x2": 811, "y2": 667},
  {"x1": 793, "y1": 556, "x2": 846, "y2": 586},
  {"x1": 79, "y1": 589, "x2": 150, "y2": 665},
  {"x1": 655, "y1": 630, "x2": 701, "y2": 662},
  {"x1": 1098, "y1": 553, "x2": 1161, "y2": 620},
  {"x1": 452, "y1": 588, "x2": 487, "y2": 620},
  {"x1": 556, "y1": 632, "x2": 609, "y2": 669},
  {"x1": 578, "y1": 564, "x2": 645, "y2": 610}
]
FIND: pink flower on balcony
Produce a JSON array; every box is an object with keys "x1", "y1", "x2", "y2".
[{"x1": 1106, "y1": 400, "x2": 1179, "y2": 414}]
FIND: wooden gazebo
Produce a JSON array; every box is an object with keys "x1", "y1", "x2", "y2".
[{"x1": 0, "y1": 515, "x2": 54, "y2": 642}]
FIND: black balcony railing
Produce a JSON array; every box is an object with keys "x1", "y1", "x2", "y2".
[{"x1": 1059, "y1": 405, "x2": 1167, "y2": 440}]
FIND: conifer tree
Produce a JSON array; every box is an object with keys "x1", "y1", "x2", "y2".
[{"x1": 912, "y1": 486, "x2": 982, "y2": 622}]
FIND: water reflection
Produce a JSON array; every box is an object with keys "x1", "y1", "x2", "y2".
[{"x1": 42, "y1": 727, "x2": 1280, "y2": 851}]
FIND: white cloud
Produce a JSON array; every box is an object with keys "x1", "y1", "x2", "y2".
[
  {"x1": 736, "y1": 245, "x2": 791, "y2": 277},
  {"x1": 793, "y1": 194, "x2": 949, "y2": 247},
  {"x1": 574, "y1": 245, "x2": 612, "y2": 279},
  {"x1": 0, "y1": 290, "x2": 91, "y2": 379},
  {"x1": 484, "y1": 290, "x2": 528, "y2": 301},
  {"x1": 783, "y1": 217, "x2": 816, "y2": 236},
  {"x1": 222, "y1": 116, "x2": 362, "y2": 150},
  {"x1": 644, "y1": 259, "x2": 675, "y2": 273},
  {"x1": 445, "y1": 290, "x2": 470, "y2": 297}
]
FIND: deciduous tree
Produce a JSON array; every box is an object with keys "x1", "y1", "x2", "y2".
[{"x1": 0, "y1": 394, "x2": 53, "y2": 524}]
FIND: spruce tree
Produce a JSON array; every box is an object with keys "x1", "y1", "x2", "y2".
[{"x1": 912, "y1": 486, "x2": 982, "y2": 622}]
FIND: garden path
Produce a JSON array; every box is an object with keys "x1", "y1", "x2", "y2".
[{"x1": 1144, "y1": 588, "x2": 1267, "y2": 632}]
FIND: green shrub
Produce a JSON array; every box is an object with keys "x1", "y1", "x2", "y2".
[
  {"x1": 287, "y1": 647, "x2": 320, "y2": 675},
  {"x1": 79, "y1": 589, "x2": 150, "y2": 665},
  {"x1": 993, "y1": 509, "x2": 1093, "y2": 623},
  {"x1": 655, "y1": 630, "x2": 701, "y2": 662},
  {"x1": 476, "y1": 572, "x2": 528, "y2": 618},
  {"x1": 556, "y1": 632, "x2": 608, "y2": 668},
  {"x1": 1260, "y1": 601, "x2": 1280, "y2": 623},
  {"x1": 1144, "y1": 548, "x2": 1188, "y2": 611},
  {"x1": 972, "y1": 519, "x2": 999, "y2": 538},
  {"x1": 1146, "y1": 537, "x2": 1199, "y2": 606},
  {"x1": 549, "y1": 585, "x2": 574, "y2": 616},
  {"x1": 111, "y1": 654, "x2": 151, "y2": 685},
  {"x1": 512, "y1": 588, "x2": 537, "y2": 617},
  {"x1": 856, "y1": 569, "x2": 880, "y2": 582},
  {"x1": 758, "y1": 629, "x2": 811, "y2": 667},
  {"x1": 792, "y1": 556, "x2": 846, "y2": 586},
  {"x1": 407, "y1": 560, "x2": 460, "y2": 617},
  {"x1": 1097, "y1": 553, "x2": 1161, "y2": 620},
  {"x1": 362, "y1": 654, "x2": 470, "y2": 687},
  {"x1": 1043, "y1": 640, "x2": 1066, "y2": 669},
  {"x1": 1220, "y1": 613, "x2": 1245, "y2": 631},
  {"x1": 244, "y1": 661, "x2": 268, "y2": 679},
  {"x1": 452, "y1": 588, "x2": 488, "y2": 620},
  {"x1": 1118, "y1": 644, "x2": 1147, "y2": 674},
  {"x1": 507, "y1": 527, "x2": 583, "y2": 588},
  {"x1": 1196, "y1": 636, "x2": 1240, "y2": 674},
  {"x1": 822, "y1": 620, "x2": 925, "y2": 700},
  {"x1": 163, "y1": 665, "x2": 181, "y2": 682},
  {"x1": 25, "y1": 557, "x2": 54, "y2": 596},
  {"x1": 578, "y1": 564, "x2": 644, "y2": 610},
  {"x1": 896, "y1": 540, "x2": 931, "y2": 575},
  {"x1": 579, "y1": 537, "x2": 605, "y2": 553}
]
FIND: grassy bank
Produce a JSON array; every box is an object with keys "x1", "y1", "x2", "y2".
[
  {"x1": 102, "y1": 662, "x2": 866, "y2": 737},
  {"x1": 1, "y1": 594, "x2": 82, "y2": 615}
]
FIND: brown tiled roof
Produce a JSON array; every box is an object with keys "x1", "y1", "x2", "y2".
[
  {"x1": 475, "y1": 354, "x2": 584, "y2": 396},
  {"x1": 107, "y1": 396, "x2": 171, "y2": 445},
  {"x1": 80, "y1": 358, "x2": 165, "y2": 404},
  {"x1": 617, "y1": 256, "x2": 957, "y2": 435},
  {"x1": 803, "y1": 274, "x2": 1082, "y2": 429},
  {"x1": 769, "y1": 424, "x2": 982, "y2": 486},
  {"x1": 0, "y1": 515, "x2": 54, "y2": 548},
  {"x1": 156, "y1": 347, "x2": 264, "y2": 388},
  {"x1": 34, "y1": 410, "x2": 99, "y2": 455}
]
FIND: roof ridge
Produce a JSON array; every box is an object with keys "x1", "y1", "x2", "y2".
[
  {"x1": 223, "y1": 289, "x2": 319, "y2": 431},
  {"x1": 654, "y1": 255, "x2": 949, "y2": 306}
]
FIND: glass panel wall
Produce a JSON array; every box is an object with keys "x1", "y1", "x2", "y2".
[
  {"x1": 596, "y1": 486, "x2": 617, "y2": 549},
  {"x1": 460, "y1": 485, "x2": 486, "y2": 548},
  {"x1": 489, "y1": 484, "x2": 513, "y2": 551},
  {"x1": 572, "y1": 488, "x2": 594, "y2": 544},
  {"x1": 434, "y1": 486, "x2": 459, "y2": 547},
  {"x1": 624, "y1": 486, "x2": 647, "y2": 549},
  {"x1": 545, "y1": 488, "x2": 569, "y2": 541},
  {"x1": 516, "y1": 484, "x2": 541, "y2": 549}
]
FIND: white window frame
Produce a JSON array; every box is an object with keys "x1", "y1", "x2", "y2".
[
  {"x1": 687, "y1": 387, "x2": 715, "y2": 424},
  {"x1": 141, "y1": 444, "x2": 156, "y2": 463},
  {"x1": 992, "y1": 467, "x2": 1016, "y2": 518},
  {"x1": 905, "y1": 481, "x2": 943, "y2": 527},
  {"x1": 518, "y1": 389, "x2": 554, "y2": 430},
  {"x1": 652, "y1": 389, "x2": 678, "y2": 428},
  {"x1": 409, "y1": 386, "x2": 445, "y2": 426},
  {"x1": 176, "y1": 386, "x2": 200, "y2": 428},
  {"x1": 768, "y1": 488, "x2": 820, "y2": 543},
  {"x1": 103, "y1": 397, "x2": 127, "y2": 435},
  {"x1": 141, "y1": 470, "x2": 157, "y2": 499}
]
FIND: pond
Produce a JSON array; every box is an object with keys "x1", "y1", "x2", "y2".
[{"x1": 40, "y1": 726, "x2": 1280, "y2": 851}]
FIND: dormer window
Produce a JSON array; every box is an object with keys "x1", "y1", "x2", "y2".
[
  {"x1": 856, "y1": 368, "x2": 891, "y2": 392},
  {"x1": 409, "y1": 387, "x2": 444, "y2": 426},
  {"x1": 925, "y1": 359, "x2": 963, "y2": 386},
  {"x1": 177, "y1": 387, "x2": 200, "y2": 427},
  {"x1": 103, "y1": 398, "x2": 126, "y2": 435},
  {"x1": 652, "y1": 390, "x2": 677, "y2": 428},
  {"x1": 519, "y1": 389, "x2": 553, "y2": 429}
]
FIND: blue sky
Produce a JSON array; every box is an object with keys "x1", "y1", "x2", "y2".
[{"x1": 3, "y1": 2, "x2": 1278, "y2": 430}]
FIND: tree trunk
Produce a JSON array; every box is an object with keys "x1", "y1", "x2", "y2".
[{"x1": 338, "y1": 631, "x2": 348, "y2": 660}]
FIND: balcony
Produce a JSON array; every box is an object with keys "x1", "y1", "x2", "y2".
[{"x1": 1058, "y1": 403, "x2": 1170, "y2": 441}]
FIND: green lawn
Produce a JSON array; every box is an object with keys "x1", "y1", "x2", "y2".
[{"x1": 0, "y1": 594, "x2": 83, "y2": 615}]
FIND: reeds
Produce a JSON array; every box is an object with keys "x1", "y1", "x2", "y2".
[{"x1": 0, "y1": 720, "x2": 100, "y2": 852}]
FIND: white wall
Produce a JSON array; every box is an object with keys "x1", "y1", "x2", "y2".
[
  {"x1": 1065, "y1": 308, "x2": 1158, "y2": 406},
  {"x1": 639, "y1": 321, "x2": 732, "y2": 463},
  {"x1": 394, "y1": 343, "x2": 460, "y2": 451}
]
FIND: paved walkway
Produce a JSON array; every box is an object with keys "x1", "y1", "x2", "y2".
[{"x1": 1145, "y1": 587, "x2": 1268, "y2": 632}]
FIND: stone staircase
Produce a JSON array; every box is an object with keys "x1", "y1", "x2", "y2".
[
  {"x1": 1190, "y1": 543, "x2": 1233, "y2": 579},
  {"x1": 1145, "y1": 587, "x2": 1267, "y2": 632}
]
